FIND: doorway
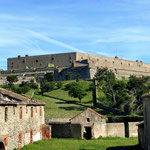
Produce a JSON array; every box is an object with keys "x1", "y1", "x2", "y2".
[
  {"x1": 84, "y1": 127, "x2": 92, "y2": 140},
  {"x1": 0, "y1": 142, "x2": 5, "y2": 150}
]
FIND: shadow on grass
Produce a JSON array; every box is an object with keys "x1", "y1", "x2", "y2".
[
  {"x1": 106, "y1": 145, "x2": 141, "y2": 150},
  {"x1": 44, "y1": 94, "x2": 116, "y2": 116},
  {"x1": 59, "y1": 106, "x2": 85, "y2": 111}
]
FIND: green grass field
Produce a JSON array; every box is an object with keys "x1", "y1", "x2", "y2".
[
  {"x1": 21, "y1": 137, "x2": 139, "y2": 150},
  {"x1": 25, "y1": 80, "x2": 110, "y2": 119}
]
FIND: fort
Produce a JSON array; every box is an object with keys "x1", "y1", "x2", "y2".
[{"x1": 1, "y1": 52, "x2": 150, "y2": 83}]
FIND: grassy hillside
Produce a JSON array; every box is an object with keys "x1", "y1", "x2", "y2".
[
  {"x1": 21, "y1": 137, "x2": 139, "y2": 150},
  {"x1": 26, "y1": 80, "x2": 109, "y2": 119}
]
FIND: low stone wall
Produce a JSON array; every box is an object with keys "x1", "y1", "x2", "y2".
[
  {"x1": 0, "y1": 76, "x2": 35, "y2": 85},
  {"x1": 107, "y1": 123, "x2": 125, "y2": 137},
  {"x1": 93, "y1": 122, "x2": 138, "y2": 138},
  {"x1": 129, "y1": 122, "x2": 139, "y2": 137},
  {"x1": 48, "y1": 120, "x2": 139, "y2": 139}
]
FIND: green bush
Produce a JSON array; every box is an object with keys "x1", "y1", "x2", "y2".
[
  {"x1": 56, "y1": 81, "x2": 63, "y2": 89},
  {"x1": 40, "y1": 81, "x2": 56, "y2": 95}
]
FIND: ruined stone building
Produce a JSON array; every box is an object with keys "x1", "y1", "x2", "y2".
[
  {"x1": 0, "y1": 88, "x2": 50, "y2": 150},
  {"x1": 1, "y1": 52, "x2": 149, "y2": 83},
  {"x1": 48, "y1": 108, "x2": 138, "y2": 139}
]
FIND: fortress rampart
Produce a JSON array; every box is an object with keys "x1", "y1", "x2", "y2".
[{"x1": 5, "y1": 52, "x2": 150, "y2": 81}]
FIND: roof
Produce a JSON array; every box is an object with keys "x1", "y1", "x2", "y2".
[
  {"x1": 69, "y1": 108, "x2": 106, "y2": 121},
  {"x1": 0, "y1": 88, "x2": 45, "y2": 106}
]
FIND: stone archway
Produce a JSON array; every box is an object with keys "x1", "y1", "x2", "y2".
[{"x1": 0, "y1": 142, "x2": 5, "y2": 150}]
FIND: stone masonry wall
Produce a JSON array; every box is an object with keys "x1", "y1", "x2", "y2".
[
  {"x1": 8, "y1": 52, "x2": 77, "y2": 70},
  {"x1": 0, "y1": 105, "x2": 45, "y2": 150},
  {"x1": 76, "y1": 52, "x2": 150, "y2": 78}
]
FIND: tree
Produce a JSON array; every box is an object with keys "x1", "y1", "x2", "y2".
[
  {"x1": 75, "y1": 74, "x2": 80, "y2": 82},
  {"x1": 127, "y1": 75, "x2": 150, "y2": 114},
  {"x1": 56, "y1": 81, "x2": 63, "y2": 89},
  {"x1": 40, "y1": 81, "x2": 55, "y2": 95},
  {"x1": 65, "y1": 72, "x2": 72, "y2": 80},
  {"x1": 7, "y1": 75, "x2": 18, "y2": 86},
  {"x1": 68, "y1": 82, "x2": 87, "y2": 102},
  {"x1": 44, "y1": 72, "x2": 54, "y2": 82},
  {"x1": 95, "y1": 68, "x2": 117, "y2": 105},
  {"x1": 94, "y1": 68, "x2": 132, "y2": 113}
]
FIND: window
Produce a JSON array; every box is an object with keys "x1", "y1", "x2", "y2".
[
  {"x1": 36, "y1": 60, "x2": 38, "y2": 63},
  {"x1": 31, "y1": 107, "x2": 33, "y2": 118},
  {"x1": 26, "y1": 106, "x2": 28, "y2": 114},
  {"x1": 20, "y1": 107, "x2": 23, "y2": 119},
  {"x1": 87, "y1": 118, "x2": 90, "y2": 122},
  {"x1": 30, "y1": 129, "x2": 33, "y2": 144},
  {"x1": 22, "y1": 60, "x2": 25, "y2": 63},
  {"x1": 40, "y1": 107, "x2": 42, "y2": 116},
  {"x1": 5, "y1": 107, "x2": 8, "y2": 122},
  {"x1": 81, "y1": 57, "x2": 83, "y2": 59},
  {"x1": 18, "y1": 131, "x2": 22, "y2": 145},
  {"x1": 51, "y1": 57, "x2": 54, "y2": 60},
  {"x1": 13, "y1": 107, "x2": 15, "y2": 115},
  {"x1": 97, "y1": 59, "x2": 99, "y2": 61}
]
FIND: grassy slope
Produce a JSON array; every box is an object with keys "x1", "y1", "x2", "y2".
[
  {"x1": 21, "y1": 138, "x2": 139, "y2": 150},
  {"x1": 25, "y1": 80, "x2": 109, "y2": 119}
]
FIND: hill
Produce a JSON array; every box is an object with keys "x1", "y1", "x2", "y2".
[{"x1": 26, "y1": 80, "x2": 110, "y2": 119}]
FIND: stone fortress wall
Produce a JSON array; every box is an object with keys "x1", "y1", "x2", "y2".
[
  {"x1": 5, "y1": 52, "x2": 150, "y2": 82},
  {"x1": 8, "y1": 52, "x2": 77, "y2": 70},
  {"x1": 76, "y1": 52, "x2": 150, "y2": 78}
]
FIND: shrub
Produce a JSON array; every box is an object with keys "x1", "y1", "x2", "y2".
[
  {"x1": 75, "y1": 74, "x2": 80, "y2": 82},
  {"x1": 40, "y1": 81, "x2": 56, "y2": 95},
  {"x1": 65, "y1": 72, "x2": 72, "y2": 80},
  {"x1": 56, "y1": 81, "x2": 63, "y2": 89},
  {"x1": 68, "y1": 82, "x2": 87, "y2": 102}
]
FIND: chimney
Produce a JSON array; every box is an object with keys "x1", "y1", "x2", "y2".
[
  {"x1": 18, "y1": 55, "x2": 21, "y2": 60},
  {"x1": 25, "y1": 54, "x2": 28, "y2": 59}
]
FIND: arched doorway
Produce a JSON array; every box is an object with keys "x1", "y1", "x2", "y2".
[{"x1": 0, "y1": 142, "x2": 5, "y2": 150}]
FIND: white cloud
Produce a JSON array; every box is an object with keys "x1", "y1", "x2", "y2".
[
  {"x1": 0, "y1": 14, "x2": 35, "y2": 21},
  {"x1": 0, "y1": 38, "x2": 18, "y2": 47},
  {"x1": 95, "y1": 51, "x2": 115, "y2": 58},
  {"x1": 27, "y1": 30, "x2": 86, "y2": 53}
]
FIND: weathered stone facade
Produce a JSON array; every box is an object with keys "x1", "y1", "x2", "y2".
[
  {"x1": 7, "y1": 52, "x2": 150, "y2": 79},
  {"x1": 0, "y1": 88, "x2": 51, "y2": 150},
  {"x1": 48, "y1": 108, "x2": 139, "y2": 139}
]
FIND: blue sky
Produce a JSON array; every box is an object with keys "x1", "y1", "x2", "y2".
[{"x1": 0, "y1": 0, "x2": 150, "y2": 69}]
